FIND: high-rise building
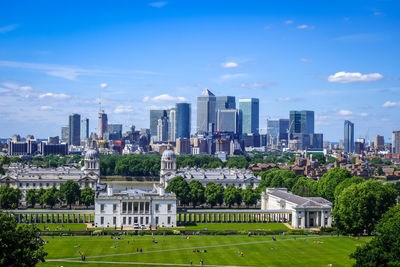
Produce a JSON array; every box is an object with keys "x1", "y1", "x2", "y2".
[
  {"x1": 374, "y1": 135, "x2": 385, "y2": 151},
  {"x1": 150, "y1": 110, "x2": 166, "y2": 140},
  {"x1": 289, "y1": 110, "x2": 314, "y2": 135},
  {"x1": 176, "y1": 138, "x2": 190, "y2": 154},
  {"x1": 339, "y1": 139, "x2": 344, "y2": 150},
  {"x1": 168, "y1": 109, "x2": 176, "y2": 141},
  {"x1": 175, "y1": 103, "x2": 191, "y2": 139},
  {"x1": 61, "y1": 126, "x2": 69, "y2": 143},
  {"x1": 239, "y1": 98, "x2": 259, "y2": 135},
  {"x1": 217, "y1": 109, "x2": 238, "y2": 134},
  {"x1": 197, "y1": 88, "x2": 216, "y2": 134},
  {"x1": 109, "y1": 124, "x2": 123, "y2": 140},
  {"x1": 40, "y1": 141, "x2": 68, "y2": 156},
  {"x1": 216, "y1": 96, "x2": 235, "y2": 111},
  {"x1": 344, "y1": 120, "x2": 354, "y2": 153},
  {"x1": 267, "y1": 119, "x2": 289, "y2": 146},
  {"x1": 98, "y1": 110, "x2": 108, "y2": 140},
  {"x1": 393, "y1": 131, "x2": 400, "y2": 153},
  {"x1": 69, "y1": 113, "x2": 81, "y2": 146},
  {"x1": 81, "y1": 118, "x2": 89, "y2": 140},
  {"x1": 157, "y1": 111, "x2": 169, "y2": 142}
]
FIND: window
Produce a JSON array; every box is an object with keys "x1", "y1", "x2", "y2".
[
  {"x1": 128, "y1": 202, "x2": 132, "y2": 213},
  {"x1": 113, "y1": 217, "x2": 116, "y2": 225},
  {"x1": 168, "y1": 216, "x2": 171, "y2": 225},
  {"x1": 133, "y1": 202, "x2": 138, "y2": 213},
  {"x1": 140, "y1": 217, "x2": 143, "y2": 224},
  {"x1": 129, "y1": 217, "x2": 132, "y2": 225},
  {"x1": 39, "y1": 183, "x2": 42, "y2": 187},
  {"x1": 46, "y1": 183, "x2": 49, "y2": 187},
  {"x1": 134, "y1": 217, "x2": 138, "y2": 223},
  {"x1": 168, "y1": 204, "x2": 172, "y2": 211},
  {"x1": 155, "y1": 217, "x2": 159, "y2": 225},
  {"x1": 122, "y1": 202, "x2": 127, "y2": 213},
  {"x1": 19, "y1": 183, "x2": 22, "y2": 187},
  {"x1": 113, "y1": 204, "x2": 117, "y2": 212},
  {"x1": 101, "y1": 217, "x2": 104, "y2": 225},
  {"x1": 33, "y1": 183, "x2": 36, "y2": 187},
  {"x1": 155, "y1": 204, "x2": 159, "y2": 212},
  {"x1": 100, "y1": 204, "x2": 104, "y2": 212},
  {"x1": 123, "y1": 217, "x2": 126, "y2": 225},
  {"x1": 145, "y1": 217, "x2": 149, "y2": 225}
]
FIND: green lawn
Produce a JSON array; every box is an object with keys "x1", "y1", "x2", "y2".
[
  {"x1": 177, "y1": 222, "x2": 289, "y2": 231},
  {"x1": 38, "y1": 235, "x2": 370, "y2": 266},
  {"x1": 19, "y1": 223, "x2": 88, "y2": 231}
]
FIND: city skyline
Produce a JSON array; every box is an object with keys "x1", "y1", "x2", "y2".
[{"x1": 0, "y1": 0, "x2": 399, "y2": 141}]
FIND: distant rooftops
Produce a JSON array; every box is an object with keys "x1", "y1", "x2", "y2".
[{"x1": 266, "y1": 188, "x2": 332, "y2": 208}]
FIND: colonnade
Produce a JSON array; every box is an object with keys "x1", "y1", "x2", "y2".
[{"x1": 5, "y1": 211, "x2": 94, "y2": 224}]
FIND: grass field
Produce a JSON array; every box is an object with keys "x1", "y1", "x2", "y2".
[
  {"x1": 38, "y1": 235, "x2": 370, "y2": 266},
  {"x1": 176, "y1": 223, "x2": 289, "y2": 231}
]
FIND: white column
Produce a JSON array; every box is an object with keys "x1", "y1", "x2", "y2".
[
  {"x1": 301, "y1": 211, "x2": 305, "y2": 229},
  {"x1": 306, "y1": 211, "x2": 309, "y2": 228},
  {"x1": 321, "y1": 211, "x2": 325, "y2": 227},
  {"x1": 327, "y1": 212, "x2": 332, "y2": 227}
]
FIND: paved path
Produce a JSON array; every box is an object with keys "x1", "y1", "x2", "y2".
[
  {"x1": 46, "y1": 235, "x2": 337, "y2": 265},
  {"x1": 47, "y1": 259, "x2": 242, "y2": 266}
]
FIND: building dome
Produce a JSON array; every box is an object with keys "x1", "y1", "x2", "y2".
[
  {"x1": 85, "y1": 149, "x2": 99, "y2": 160},
  {"x1": 161, "y1": 147, "x2": 176, "y2": 160}
]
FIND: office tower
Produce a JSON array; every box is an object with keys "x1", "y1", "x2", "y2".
[
  {"x1": 150, "y1": 110, "x2": 166, "y2": 140},
  {"x1": 40, "y1": 141, "x2": 68, "y2": 156},
  {"x1": 267, "y1": 119, "x2": 289, "y2": 146},
  {"x1": 217, "y1": 109, "x2": 238, "y2": 134},
  {"x1": 61, "y1": 126, "x2": 69, "y2": 143},
  {"x1": 81, "y1": 117, "x2": 89, "y2": 140},
  {"x1": 197, "y1": 88, "x2": 216, "y2": 134},
  {"x1": 289, "y1": 110, "x2": 314, "y2": 135},
  {"x1": 157, "y1": 111, "x2": 169, "y2": 142},
  {"x1": 339, "y1": 139, "x2": 344, "y2": 150},
  {"x1": 176, "y1": 138, "x2": 190, "y2": 154},
  {"x1": 69, "y1": 113, "x2": 81, "y2": 146},
  {"x1": 309, "y1": 133, "x2": 323, "y2": 151},
  {"x1": 393, "y1": 131, "x2": 400, "y2": 153},
  {"x1": 344, "y1": 120, "x2": 354, "y2": 153},
  {"x1": 374, "y1": 135, "x2": 385, "y2": 151},
  {"x1": 216, "y1": 96, "x2": 236, "y2": 111},
  {"x1": 48, "y1": 136, "x2": 59, "y2": 144},
  {"x1": 11, "y1": 134, "x2": 21, "y2": 142},
  {"x1": 239, "y1": 98, "x2": 259, "y2": 135},
  {"x1": 98, "y1": 110, "x2": 108, "y2": 140},
  {"x1": 168, "y1": 109, "x2": 176, "y2": 141},
  {"x1": 109, "y1": 124, "x2": 123, "y2": 140},
  {"x1": 176, "y1": 103, "x2": 191, "y2": 138}
]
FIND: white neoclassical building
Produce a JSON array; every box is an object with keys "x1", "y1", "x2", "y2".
[
  {"x1": 160, "y1": 146, "x2": 260, "y2": 189},
  {"x1": 0, "y1": 148, "x2": 100, "y2": 202},
  {"x1": 261, "y1": 188, "x2": 332, "y2": 229}
]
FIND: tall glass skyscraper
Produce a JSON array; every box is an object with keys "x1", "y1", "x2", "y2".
[
  {"x1": 98, "y1": 110, "x2": 108, "y2": 140},
  {"x1": 81, "y1": 117, "x2": 89, "y2": 140},
  {"x1": 217, "y1": 109, "x2": 238, "y2": 134},
  {"x1": 108, "y1": 124, "x2": 123, "y2": 140},
  {"x1": 216, "y1": 96, "x2": 235, "y2": 111},
  {"x1": 289, "y1": 110, "x2": 314, "y2": 135},
  {"x1": 69, "y1": 113, "x2": 81, "y2": 146},
  {"x1": 344, "y1": 120, "x2": 354, "y2": 153},
  {"x1": 61, "y1": 126, "x2": 69, "y2": 143},
  {"x1": 176, "y1": 103, "x2": 191, "y2": 138},
  {"x1": 267, "y1": 119, "x2": 289, "y2": 145},
  {"x1": 393, "y1": 131, "x2": 400, "y2": 153},
  {"x1": 197, "y1": 88, "x2": 216, "y2": 134},
  {"x1": 239, "y1": 98, "x2": 259, "y2": 135},
  {"x1": 150, "y1": 110, "x2": 166, "y2": 139}
]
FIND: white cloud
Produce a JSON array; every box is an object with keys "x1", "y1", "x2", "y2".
[
  {"x1": 382, "y1": 101, "x2": 400, "y2": 108},
  {"x1": 149, "y1": 1, "x2": 167, "y2": 8},
  {"x1": 0, "y1": 24, "x2": 18, "y2": 34},
  {"x1": 142, "y1": 94, "x2": 187, "y2": 103},
  {"x1": 19, "y1": 86, "x2": 33, "y2": 91},
  {"x1": 360, "y1": 112, "x2": 368, "y2": 117},
  {"x1": 38, "y1": 92, "x2": 70, "y2": 99},
  {"x1": 338, "y1": 110, "x2": 353, "y2": 116},
  {"x1": 219, "y1": 73, "x2": 247, "y2": 81},
  {"x1": 240, "y1": 82, "x2": 272, "y2": 89},
  {"x1": 297, "y1": 24, "x2": 314, "y2": 30},
  {"x1": 2, "y1": 82, "x2": 33, "y2": 91},
  {"x1": 300, "y1": 58, "x2": 312, "y2": 63},
  {"x1": 277, "y1": 97, "x2": 293, "y2": 102},
  {"x1": 114, "y1": 105, "x2": 133, "y2": 114},
  {"x1": 100, "y1": 83, "x2": 108, "y2": 88},
  {"x1": 328, "y1": 71, "x2": 383, "y2": 83},
  {"x1": 285, "y1": 20, "x2": 293, "y2": 24},
  {"x1": 220, "y1": 62, "x2": 239, "y2": 68},
  {"x1": 39, "y1": 105, "x2": 53, "y2": 111}
]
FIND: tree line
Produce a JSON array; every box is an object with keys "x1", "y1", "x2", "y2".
[
  {"x1": 0, "y1": 180, "x2": 95, "y2": 209},
  {"x1": 0, "y1": 154, "x2": 83, "y2": 168}
]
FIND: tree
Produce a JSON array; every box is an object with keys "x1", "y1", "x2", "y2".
[
  {"x1": 375, "y1": 166, "x2": 384, "y2": 176},
  {"x1": 0, "y1": 186, "x2": 21, "y2": 209},
  {"x1": 40, "y1": 186, "x2": 59, "y2": 208},
  {"x1": 166, "y1": 176, "x2": 191, "y2": 206},
  {"x1": 0, "y1": 213, "x2": 47, "y2": 266},
  {"x1": 25, "y1": 189, "x2": 38, "y2": 208},
  {"x1": 205, "y1": 183, "x2": 224, "y2": 208},
  {"x1": 291, "y1": 177, "x2": 318, "y2": 197},
  {"x1": 223, "y1": 185, "x2": 241, "y2": 207},
  {"x1": 80, "y1": 187, "x2": 95, "y2": 208},
  {"x1": 235, "y1": 187, "x2": 243, "y2": 207},
  {"x1": 351, "y1": 204, "x2": 400, "y2": 266},
  {"x1": 60, "y1": 180, "x2": 81, "y2": 209},
  {"x1": 317, "y1": 167, "x2": 352, "y2": 202},
  {"x1": 242, "y1": 185, "x2": 258, "y2": 207},
  {"x1": 188, "y1": 180, "x2": 205, "y2": 207},
  {"x1": 0, "y1": 165, "x2": 5, "y2": 175},
  {"x1": 333, "y1": 176, "x2": 364, "y2": 205},
  {"x1": 332, "y1": 180, "x2": 397, "y2": 235},
  {"x1": 37, "y1": 188, "x2": 46, "y2": 207}
]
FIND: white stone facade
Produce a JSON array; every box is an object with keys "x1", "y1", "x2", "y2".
[{"x1": 261, "y1": 188, "x2": 332, "y2": 229}]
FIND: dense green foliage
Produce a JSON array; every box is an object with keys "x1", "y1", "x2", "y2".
[
  {"x1": 80, "y1": 187, "x2": 95, "y2": 208},
  {"x1": 351, "y1": 204, "x2": 400, "y2": 266},
  {"x1": 0, "y1": 213, "x2": 47, "y2": 266},
  {"x1": 318, "y1": 167, "x2": 353, "y2": 202},
  {"x1": 205, "y1": 183, "x2": 224, "y2": 207},
  {"x1": 259, "y1": 169, "x2": 301, "y2": 192},
  {"x1": 0, "y1": 154, "x2": 82, "y2": 168},
  {"x1": 60, "y1": 180, "x2": 81, "y2": 209},
  {"x1": 332, "y1": 180, "x2": 397, "y2": 235},
  {"x1": 367, "y1": 157, "x2": 384, "y2": 165},
  {"x1": 166, "y1": 176, "x2": 191, "y2": 205},
  {"x1": 333, "y1": 176, "x2": 365, "y2": 205},
  {"x1": 25, "y1": 188, "x2": 39, "y2": 207},
  {"x1": 0, "y1": 186, "x2": 21, "y2": 208},
  {"x1": 241, "y1": 185, "x2": 258, "y2": 207},
  {"x1": 188, "y1": 180, "x2": 205, "y2": 207},
  {"x1": 291, "y1": 177, "x2": 318, "y2": 197},
  {"x1": 223, "y1": 185, "x2": 242, "y2": 207}
]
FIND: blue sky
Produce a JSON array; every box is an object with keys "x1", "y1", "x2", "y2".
[{"x1": 0, "y1": 0, "x2": 399, "y2": 142}]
